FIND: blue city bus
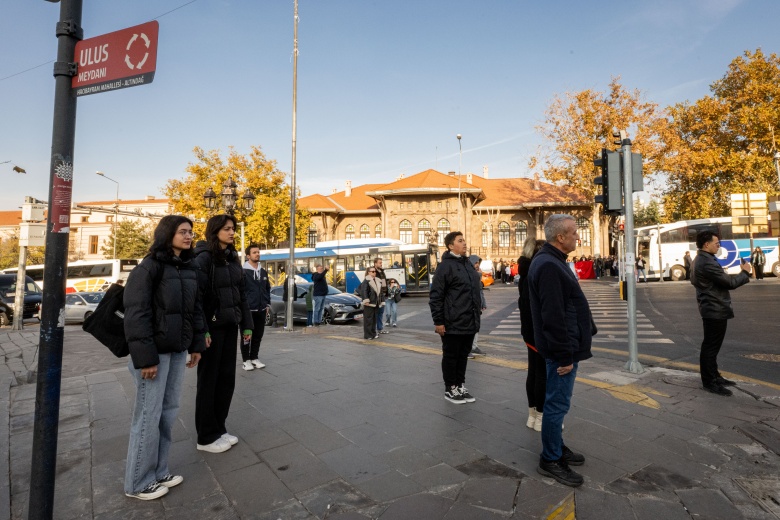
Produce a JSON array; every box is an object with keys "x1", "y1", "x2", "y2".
[{"x1": 259, "y1": 238, "x2": 438, "y2": 294}]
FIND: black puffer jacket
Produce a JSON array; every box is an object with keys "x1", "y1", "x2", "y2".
[
  {"x1": 124, "y1": 251, "x2": 207, "y2": 369},
  {"x1": 194, "y1": 244, "x2": 253, "y2": 331},
  {"x1": 690, "y1": 250, "x2": 749, "y2": 320},
  {"x1": 429, "y1": 252, "x2": 482, "y2": 334}
]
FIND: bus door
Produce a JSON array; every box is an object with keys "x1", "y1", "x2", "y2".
[
  {"x1": 404, "y1": 253, "x2": 431, "y2": 292},
  {"x1": 265, "y1": 261, "x2": 286, "y2": 286},
  {"x1": 330, "y1": 258, "x2": 346, "y2": 291}
]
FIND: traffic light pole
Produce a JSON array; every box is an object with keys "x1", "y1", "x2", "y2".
[{"x1": 621, "y1": 139, "x2": 643, "y2": 374}]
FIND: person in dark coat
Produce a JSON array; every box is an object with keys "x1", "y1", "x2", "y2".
[
  {"x1": 242, "y1": 244, "x2": 271, "y2": 371},
  {"x1": 683, "y1": 251, "x2": 692, "y2": 280},
  {"x1": 357, "y1": 266, "x2": 383, "y2": 339},
  {"x1": 519, "y1": 237, "x2": 546, "y2": 432},
  {"x1": 123, "y1": 215, "x2": 206, "y2": 500},
  {"x1": 750, "y1": 247, "x2": 766, "y2": 280},
  {"x1": 429, "y1": 231, "x2": 482, "y2": 404},
  {"x1": 193, "y1": 214, "x2": 253, "y2": 454},
  {"x1": 690, "y1": 230, "x2": 751, "y2": 396},
  {"x1": 311, "y1": 264, "x2": 329, "y2": 325}
]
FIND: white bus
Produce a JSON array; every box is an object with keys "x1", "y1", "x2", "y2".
[
  {"x1": 636, "y1": 218, "x2": 779, "y2": 281},
  {"x1": 2, "y1": 259, "x2": 139, "y2": 293}
]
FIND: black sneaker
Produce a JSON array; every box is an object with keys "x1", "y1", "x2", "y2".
[
  {"x1": 444, "y1": 386, "x2": 466, "y2": 404},
  {"x1": 157, "y1": 474, "x2": 183, "y2": 488},
  {"x1": 561, "y1": 445, "x2": 585, "y2": 466},
  {"x1": 467, "y1": 352, "x2": 475, "y2": 360},
  {"x1": 470, "y1": 347, "x2": 486, "y2": 356},
  {"x1": 125, "y1": 481, "x2": 169, "y2": 500},
  {"x1": 458, "y1": 385, "x2": 476, "y2": 403},
  {"x1": 537, "y1": 458, "x2": 584, "y2": 487},
  {"x1": 704, "y1": 384, "x2": 733, "y2": 396},
  {"x1": 716, "y1": 376, "x2": 737, "y2": 386}
]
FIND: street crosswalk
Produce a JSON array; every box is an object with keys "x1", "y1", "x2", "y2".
[{"x1": 488, "y1": 283, "x2": 675, "y2": 345}]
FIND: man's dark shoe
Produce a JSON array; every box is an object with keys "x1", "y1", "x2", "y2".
[
  {"x1": 716, "y1": 376, "x2": 737, "y2": 386},
  {"x1": 561, "y1": 445, "x2": 585, "y2": 466},
  {"x1": 704, "y1": 384, "x2": 733, "y2": 396},
  {"x1": 537, "y1": 458, "x2": 583, "y2": 487}
]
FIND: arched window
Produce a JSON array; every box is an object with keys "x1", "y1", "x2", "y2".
[
  {"x1": 418, "y1": 219, "x2": 431, "y2": 244},
  {"x1": 375, "y1": 224, "x2": 382, "y2": 238},
  {"x1": 345, "y1": 224, "x2": 355, "y2": 240},
  {"x1": 399, "y1": 220, "x2": 412, "y2": 244},
  {"x1": 307, "y1": 223, "x2": 318, "y2": 247},
  {"x1": 515, "y1": 221, "x2": 527, "y2": 247},
  {"x1": 359, "y1": 224, "x2": 370, "y2": 239},
  {"x1": 437, "y1": 219, "x2": 450, "y2": 246},
  {"x1": 498, "y1": 222, "x2": 510, "y2": 247},
  {"x1": 481, "y1": 223, "x2": 492, "y2": 248},
  {"x1": 576, "y1": 218, "x2": 591, "y2": 247}
]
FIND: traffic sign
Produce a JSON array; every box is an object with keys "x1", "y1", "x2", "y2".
[{"x1": 72, "y1": 21, "x2": 159, "y2": 97}]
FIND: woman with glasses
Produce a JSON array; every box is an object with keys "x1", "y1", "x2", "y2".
[
  {"x1": 123, "y1": 215, "x2": 206, "y2": 500},
  {"x1": 358, "y1": 266, "x2": 384, "y2": 339},
  {"x1": 193, "y1": 214, "x2": 253, "y2": 454}
]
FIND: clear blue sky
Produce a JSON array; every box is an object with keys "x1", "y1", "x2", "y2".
[{"x1": 1, "y1": 0, "x2": 778, "y2": 210}]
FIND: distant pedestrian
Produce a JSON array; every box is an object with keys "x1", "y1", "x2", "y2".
[
  {"x1": 684, "y1": 251, "x2": 692, "y2": 280},
  {"x1": 311, "y1": 264, "x2": 329, "y2": 325},
  {"x1": 690, "y1": 230, "x2": 751, "y2": 396},
  {"x1": 468, "y1": 255, "x2": 487, "y2": 358},
  {"x1": 123, "y1": 215, "x2": 205, "y2": 500},
  {"x1": 429, "y1": 231, "x2": 482, "y2": 404},
  {"x1": 385, "y1": 278, "x2": 401, "y2": 327},
  {"x1": 635, "y1": 255, "x2": 647, "y2": 283},
  {"x1": 374, "y1": 258, "x2": 389, "y2": 334},
  {"x1": 750, "y1": 247, "x2": 766, "y2": 280},
  {"x1": 242, "y1": 244, "x2": 271, "y2": 371},
  {"x1": 519, "y1": 237, "x2": 546, "y2": 431},
  {"x1": 505, "y1": 264, "x2": 511, "y2": 284},
  {"x1": 528, "y1": 214, "x2": 592, "y2": 487},
  {"x1": 305, "y1": 287, "x2": 313, "y2": 327},
  {"x1": 358, "y1": 266, "x2": 383, "y2": 339}
]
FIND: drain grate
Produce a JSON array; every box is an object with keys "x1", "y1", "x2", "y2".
[{"x1": 735, "y1": 478, "x2": 780, "y2": 518}]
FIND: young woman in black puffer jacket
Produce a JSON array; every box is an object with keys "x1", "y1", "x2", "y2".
[{"x1": 193, "y1": 214, "x2": 253, "y2": 454}]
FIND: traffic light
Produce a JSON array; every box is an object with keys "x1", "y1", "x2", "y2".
[{"x1": 593, "y1": 149, "x2": 623, "y2": 214}]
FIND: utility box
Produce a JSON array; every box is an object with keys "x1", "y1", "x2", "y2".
[
  {"x1": 20, "y1": 223, "x2": 46, "y2": 247},
  {"x1": 22, "y1": 203, "x2": 46, "y2": 222}
]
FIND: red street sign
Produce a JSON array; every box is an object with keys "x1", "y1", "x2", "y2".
[{"x1": 72, "y1": 21, "x2": 159, "y2": 97}]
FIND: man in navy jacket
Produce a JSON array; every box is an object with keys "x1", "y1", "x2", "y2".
[
  {"x1": 528, "y1": 214, "x2": 592, "y2": 487},
  {"x1": 242, "y1": 244, "x2": 271, "y2": 370}
]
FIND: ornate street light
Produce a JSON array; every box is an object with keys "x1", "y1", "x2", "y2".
[
  {"x1": 202, "y1": 174, "x2": 255, "y2": 215},
  {"x1": 203, "y1": 187, "x2": 217, "y2": 210}
]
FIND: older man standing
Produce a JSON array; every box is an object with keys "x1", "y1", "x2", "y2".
[{"x1": 528, "y1": 214, "x2": 591, "y2": 487}]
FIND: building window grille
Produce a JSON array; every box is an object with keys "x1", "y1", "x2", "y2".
[{"x1": 399, "y1": 220, "x2": 412, "y2": 244}]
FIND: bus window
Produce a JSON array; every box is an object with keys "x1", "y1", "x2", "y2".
[
  {"x1": 637, "y1": 239, "x2": 650, "y2": 261},
  {"x1": 390, "y1": 254, "x2": 402, "y2": 268},
  {"x1": 660, "y1": 227, "x2": 687, "y2": 244}
]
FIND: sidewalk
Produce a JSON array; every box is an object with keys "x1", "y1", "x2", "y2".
[{"x1": 2, "y1": 325, "x2": 780, "y2": 519}]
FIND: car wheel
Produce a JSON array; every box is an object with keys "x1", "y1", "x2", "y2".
[
  {"x1": 772, "y1": 262, "x2": 780, "y2": 278},
  {"x1": 669, "y1": 265, "x2": 685, "y2": 281},
  {"x1": 84, "y1": 311, "x2": 93, "y2": 322},
  {"x1": 264, "y1": 310, "x2": 274, "y2": 326},
  {"x1": 0, "y1": 312, "x2": 8, "y2": 327},
  {"x1": 323, "y1": 310, "x2": 333, "y2": 325}
]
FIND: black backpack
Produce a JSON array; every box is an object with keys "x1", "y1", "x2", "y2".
[{"x1": 82, "y1": 261, "x2": 164, "y2": 358}]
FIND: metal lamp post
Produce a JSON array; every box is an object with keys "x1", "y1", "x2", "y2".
[
  {"x1": 456, "y1": 134, "x2": 463, "y2": 233},
  {"x1": 95, "y1": 171, "x2": 118, "y2": 259},
  {"x1": 203, "y1": 175, "x2": 255, "y2": 216},
  {"x1": 774, "y1": 151, "x2": 780, "y2": 187}
]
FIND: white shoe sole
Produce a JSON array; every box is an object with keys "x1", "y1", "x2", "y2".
[
  {"x1": 197, "y1": 441, "x2": 232, "y2": 453},
  {"x1": 221, "y1": 433, "x2": 239, "y2": 446},
  {"x1": 125, "y1": 487, "x2": 168, "y2": 500}
]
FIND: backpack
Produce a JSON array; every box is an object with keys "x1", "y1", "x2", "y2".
[{"x1": 82, "y1": 260, "x2": 164, "y2": 358}]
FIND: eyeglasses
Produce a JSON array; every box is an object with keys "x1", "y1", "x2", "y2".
[
  {"x1": 368, "y1": 270, "x2": 376, "y2": 273},
  {"x1": 177, "y1": 230, "x2": 194, "y2": 237}
]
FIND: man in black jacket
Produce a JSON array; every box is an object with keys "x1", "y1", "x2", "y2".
[
  {"x1": 242, "y1": 244, "x2": 271, "y2": 371},
  {"x1": 690, "y1": 231, "x2": 751, "y2": 396},
  {"x1": 311, "y1": 264, "x2": 329, "y2": 326},
  {"x1": 528, "y1": 214, "x2": 590, "y2": 487}
]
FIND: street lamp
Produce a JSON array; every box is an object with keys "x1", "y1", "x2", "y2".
[
  {"x1": 774, "y1": 151, "x2": 780, "y2": 187},
  {"x1": 95, "y1": 171, "x2": 119, "y2": 259},
  {"x1": 456, "y1": 134, "x2": 462, "y2": 232},
  {"x1": 203, "y1": 174, "x2": 255, "y2": 215}
]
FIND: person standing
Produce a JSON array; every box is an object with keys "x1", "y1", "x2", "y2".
[
  {"x1": 385, "y1": 278, "x2": 401, "y2": 328},
  {"x1": 311, "y1": 264, "x2": 329, "y2": 326},
  {"x1": 305, "y1": 286, "x2": 314, "y2": 327},
  {"x1": 519, "y1": 237, "x2": 546, "y2": 432},
  {"x1": 242, "y1": 244, "x2": 271, "y2": 371},
  {"x1": 373, "y1": 258, "x2": 389, "y2": 334},
  {"x1": 690, "y1": 231, "x2": 751, "y2": 396},
  {"x1": 358, "y1": 266, "x2": 383, "y2": 339},
  {"x1": 123, "y1": 215, "x2": 206, "y2": 500},
  {"x1": 635, "y1": 255, "x2": 647, "y2": 283},
  {"x1": 528, "y1": 214, "x2": 591, "y2": 487},
  {"x1": 193, "y1": 214, "x2": 253, "y2": 454},
  {"x1": 468, "y1": 255, "x2": 487, "y2": 358},
  {"x1": 429, "y1": 231, "x2": 482, "y2": 404},
  {"x1": 684, "y1": 251, "x2": 692, "y2": 280},
  {"x1": 750, "y1": 247, "x2": 766, "y2": 280}
]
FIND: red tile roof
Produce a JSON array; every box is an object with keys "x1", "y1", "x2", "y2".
[{"x1": 0, "y1": 211, "x2": 21, "y2": 226}]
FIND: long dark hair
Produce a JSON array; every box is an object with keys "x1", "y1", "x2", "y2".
[
  {"x1": 150, "y1": 215, "x2": 194, "y2": 259},
  {"x1": 204, "y1": 214, "x2": 239, "y2": 265}
]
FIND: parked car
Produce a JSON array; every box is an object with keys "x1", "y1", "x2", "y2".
[
  {"x1": 267, "y1": 283, "x2": 363, "y2": 325},
  {"x1": 64, "y1": 292, "x2": 104, "y2": 323},
  {"x1": 0, "y1": 275, "x2": 42, "y2": 327}
]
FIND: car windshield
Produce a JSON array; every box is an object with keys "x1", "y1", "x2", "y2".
[{"x1": 81, "y1": 293, "x2": 104, "y2": 304}]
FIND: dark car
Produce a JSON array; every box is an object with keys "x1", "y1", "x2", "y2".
[
  {"x1": 267, "y1": 283, "x2": 363, "y2": 325},
  {"x1": 0, "y1": 274, "x2": 43, "y2": 327}
]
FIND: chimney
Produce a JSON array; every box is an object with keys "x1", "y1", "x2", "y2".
[
  {"x1": 483, "y1": 165, "x2": 489, "y2": 178},
  {"x1": 466, "y1": 173, "x2": 473, "y2": 184},
  {"x1": 396, "y1": 173, "x2": 405, "y2": 181},
  {"x1": 448, "y1": 171, "x2": 456, "y2": 177},
  {"x1": 533, "y1": 173, "x2": 541, "y2": 191},
  {"x1": 345, "y1": 180, "x2": 352, "y2": 197},
  {"x1": 145, "y1": 195, "x2": 155, "y2": 201},
  {"x1": 332, "y1": 188, "x2": 338, "y2": 194}
]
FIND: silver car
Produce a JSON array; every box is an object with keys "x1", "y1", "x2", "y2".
[{"x1": 64, "y1": 292, "x2": 104, "y2": 324}]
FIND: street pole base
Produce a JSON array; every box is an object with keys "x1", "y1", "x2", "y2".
[{"x1": 624, "y1": 359, "x2": 644, "y2": 374}]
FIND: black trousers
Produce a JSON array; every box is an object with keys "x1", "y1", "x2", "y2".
[
  {"x1": 526, "y1": 346, "x2": 547, "y2": 412},
  {"x1": 196, "y1": 325, "x2": 238, "y2": 445},
  {"x1": 240, "y1": 310, "x2": 266, "y2": 361},
  {"x1": 700, "y1": 318, "x2": 728, "y2": 387},
  {"x1": 441, "y1": 333, "x2": 475, "y2": 389},
  {"x1": 363, "y1": 306, "x2": 378, "y2": 339},
  {"x1": 755, "y1": 265, "x2": 764, "y2": 280}
]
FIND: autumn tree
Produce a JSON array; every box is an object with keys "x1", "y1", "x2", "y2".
[
  {"x1": 165, "y1": 146, "x2": 311, "y2": 249},
  {"x1": 655, "y1": 49, "x2": 780, "y2": 220},
  {"x1": 101, "y1": 220, "x2": 154, "y2": 259},
  {"x1": 0, "y1": 235, "x2": 45, "y2": 270},
  {"x1": 633, "y1": 199, "x2": 664, "y2": 227}
]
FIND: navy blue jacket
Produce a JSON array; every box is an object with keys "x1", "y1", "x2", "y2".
[
  {"x1": 311, "y1": 269, "x2": 329, "y2": 296},
  {"x1": 429, "y1": 252, "x2": 482, "y2": 334},
  {"x1": 527, "y1": 243, "x2": 593, "y2": 366},
  {"x1": 243, "y1": 263, "x2": 271, "y2": 311}
]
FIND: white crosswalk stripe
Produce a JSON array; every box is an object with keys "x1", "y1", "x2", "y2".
[{"x1": 488, "y1": 283, "x2": 675, "y2": 346}]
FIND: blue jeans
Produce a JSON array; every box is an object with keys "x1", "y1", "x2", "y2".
[
  {"x1": 384, "y1": 299, "x2": 397, "y2": 325},
  {"x1": 376, "y1": 305, "x2": 385, "y2": 331},
  {"x1": 541, "y1": 360, "x2": 578, "y2": 462},
  {"x1": 313, "y1": 295, "x2": 327, "y2": 324},
  {"x1": 306, "y1": 310, "x2": 313, "y2": 326},
  {"x1": 125, "y1": 351, "x2": 187, "y2": 494}
]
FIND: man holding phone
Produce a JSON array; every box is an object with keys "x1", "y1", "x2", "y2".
[{"x1": 690, "y1": 231, "x2": 751, "y2": 396}]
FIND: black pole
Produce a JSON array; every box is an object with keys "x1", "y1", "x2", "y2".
[{"x1": 28, "y1": 0, "x2": 82, "y2": 518}]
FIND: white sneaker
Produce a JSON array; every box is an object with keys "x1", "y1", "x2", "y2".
[
  {"x1": 251, "y1": 359, "x2": 266, "y2": 369},
  {"x1": 242, "y1": 361, "x2": 254, "y2": 371},
  {"x1": 197, "y1": 438, "x2": 232, "y2": 453},
  {"x1": 221, "y1": 433, "x2": 238, "y2": 446}
]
